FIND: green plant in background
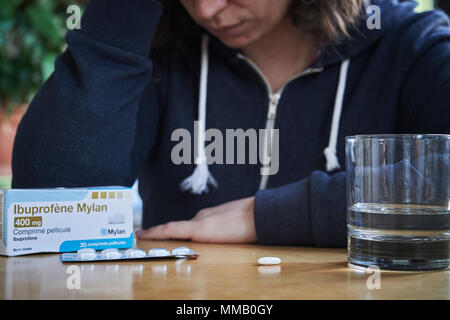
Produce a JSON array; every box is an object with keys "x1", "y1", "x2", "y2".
[
  {"x1": 0, "y1": 176, "x2": 12, "y2": 189},
  {"x1": 416, "y1": 0, "x2": 435, "y2": 12},
  {"x1": 0, "y1": 0, "x2": 86, "y2": 113}
]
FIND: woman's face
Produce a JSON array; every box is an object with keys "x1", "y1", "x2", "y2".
[{"x1": 180, "y1": 0, "x2": 293, "y2": 49}]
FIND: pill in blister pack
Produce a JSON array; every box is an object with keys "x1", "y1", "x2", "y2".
[
  {"x1": 76, "y1": 248, "x2": 97, "y2": 261},
  {"x1": 148, "y1": 248, "x2": 171, "y2": 257},
  {"x1": 172, "y1": 247, "x2": 195, "y2": 256},
  {"x1": 61, "y1": 246, "x2": 199, "y2": 263},
  {"x1": 125, "y1": 248, "x2": 146, "y2": 258},
  {"x1": 101, "y1": 248, "x2": 122, "y2": 260}
]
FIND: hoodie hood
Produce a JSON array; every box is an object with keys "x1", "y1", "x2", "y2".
[{"x1": 320, "y1": 0, "x2": 420, "y2": 66}]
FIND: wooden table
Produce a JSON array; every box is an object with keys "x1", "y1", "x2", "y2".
[{"x1": 1, "y1": 240, "x2": 449, "y2": 299}]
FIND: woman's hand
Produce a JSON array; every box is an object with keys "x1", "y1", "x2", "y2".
[{"x1": 136, "y1": 196, "x2": 258, "y2": 244}]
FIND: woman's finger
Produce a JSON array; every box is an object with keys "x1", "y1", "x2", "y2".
[
  {"x1": 192, "y1": 198, "x2": 247, "y2": 221},
  {"x1": 192, "y1": 208, "x2": 215, "y2": 221}
]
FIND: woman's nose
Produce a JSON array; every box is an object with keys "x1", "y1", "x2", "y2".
[{"x1": 195, "y1": 0, "x2": 228, "y2": 20}]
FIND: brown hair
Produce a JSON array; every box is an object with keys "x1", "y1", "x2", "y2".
[
  {"x1": 152, "y1": 0, "x2": 364, "y2": 55},
  {"x1": 291, "y1": 0, "x2": 364, "y2": 44}
]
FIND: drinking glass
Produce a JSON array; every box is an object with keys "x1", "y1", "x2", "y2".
[{"x1": 346, "y1": 134, "x2": 450, "y2": 271}]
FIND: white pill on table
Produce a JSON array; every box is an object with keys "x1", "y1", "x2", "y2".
[
  {"x1": 257, "y1": 257, "x2": 281, "y2": 265},
  {"x1": 257, "y1": 266, "x2": 281, "y2": 275}
]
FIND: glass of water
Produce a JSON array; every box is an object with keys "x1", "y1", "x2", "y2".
[{"x1": 345, "y1": 134, "x2": 450, "y2": 271}]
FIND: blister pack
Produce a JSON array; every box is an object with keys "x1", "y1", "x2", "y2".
[{"x1": 61, "y1": 246, "x2": 199, "y2": 263}]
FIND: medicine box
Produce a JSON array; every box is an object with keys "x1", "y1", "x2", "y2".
[{"x1": 0, "y1": 187, "x2": 134, "y2": 256}]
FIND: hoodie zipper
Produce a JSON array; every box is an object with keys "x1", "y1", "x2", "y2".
[{"x1": 236, "y1": 53, "x2": 323, "y2": 190}]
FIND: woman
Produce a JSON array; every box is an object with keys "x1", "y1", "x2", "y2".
[{"x1": 12, "y1": 0, "x2": 450, "y2": 247}]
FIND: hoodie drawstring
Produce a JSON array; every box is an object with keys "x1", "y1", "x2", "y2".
[
  {"x1": 324, "y1": 59, "x2": 350, "y2": 172},
  {"x1": 180, "y1": 34, "x2": 351, "y2": 194},
  {"x1": 179, "y1": 35, "x2": 218, "y2": 195}
]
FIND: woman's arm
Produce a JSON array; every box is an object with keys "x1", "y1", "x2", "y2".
[
  {"x1": 12, "y1": 0, "x2": 163, "y2": 188},
  {"x1": 135, "y1": 171, "x2": 346, "y2": 247}
]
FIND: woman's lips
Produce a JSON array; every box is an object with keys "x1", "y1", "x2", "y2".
[{"x1": 209, "y1": 22, "x2": 247, "y2": 38}]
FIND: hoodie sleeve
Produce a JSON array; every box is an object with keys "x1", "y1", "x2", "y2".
[
  {"x1": 12, "y1": 0, "x2": 163, "y2": 188},
  {"x1": 254, "y1": 171, "x2": 347, "y2": 247}
]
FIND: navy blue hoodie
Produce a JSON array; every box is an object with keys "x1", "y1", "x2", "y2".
[{"x1": 12, "y1": 0, "x2": 450, "y2": 247}]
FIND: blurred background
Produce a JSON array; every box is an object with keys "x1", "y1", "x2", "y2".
[{"x1": 0, "y1": 0, "x2": 447, "y2": 190}]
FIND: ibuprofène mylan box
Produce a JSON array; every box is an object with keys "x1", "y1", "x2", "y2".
[{"x1": 0, "y1": 187, "x2": 134, "y2": 256}]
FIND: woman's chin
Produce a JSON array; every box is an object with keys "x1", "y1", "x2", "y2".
[
  {"x1": 216, "y1": 34, "x2": 256, "y2": 50},
  {"x1": 215, "y1": 28, "x2": 257, "y2": 49}
]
